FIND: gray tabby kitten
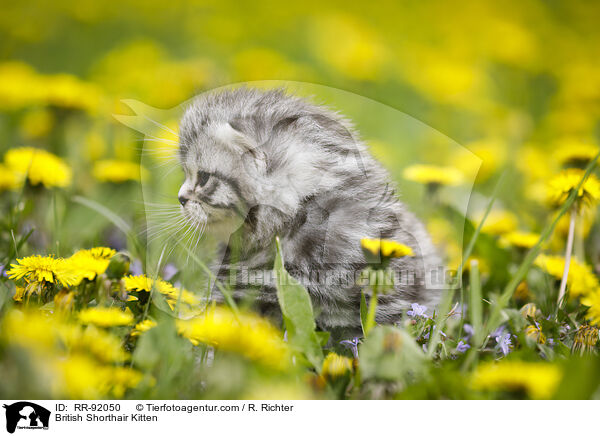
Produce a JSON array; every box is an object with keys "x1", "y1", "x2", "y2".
[{"x1": 177, "y1": 88, "x2": 441, "y2": 335}]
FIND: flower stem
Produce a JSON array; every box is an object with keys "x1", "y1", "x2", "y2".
[
  {"x1": 364, "y1": 280, "x2": 379, "y2": 336},
  {"x1": 557, "y1": 210, "x2": 576, "y2": 306}
]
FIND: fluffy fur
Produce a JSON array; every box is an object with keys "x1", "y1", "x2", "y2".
[{"x1": 177, "y1": 87, "x2": 441, "y2": 334}]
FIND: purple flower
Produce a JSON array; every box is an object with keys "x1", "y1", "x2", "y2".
[
  {"x1": 496, "y1": 332, "x2": 512, "y2": 356},
  {"x1": 407, "y1": 303, "x2": 428, "y2": 318},
  {"x1": 462, "y1": 324, "x2": 474, "y2": 341},
  {"x1": 340, "y1": 337, "x2": 360, "y2": 359},
  {"x1": 491, "y1": 325, "x2": 506, "y2": 338},
  {"x1": 456, "y1": 340, "x2": 471, "y2": 354},
  {"x1": 423, "y1": 326, "x2": 446, "y2": 340}
]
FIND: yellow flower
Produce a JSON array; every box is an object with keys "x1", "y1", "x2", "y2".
[
  {"x1": 403, "y1": 164, "x2": 464, "y2": 186},
  {"x1": 176, "y1": 307, "x2": 290, "y2": 370},
  {"x1": 535, "y1": 254, "x2": 600, "y2": 299},
  {"x1": 554, "y1": 139, "x2": 599, "y2": 167},
  {"x1": 19, "y1": 108, "x2": 54, "y2": 139},
  {"x1": 131, "y1": 319, "x2": 157, "y2": 337},
  {"x1": 7, "y1": 255, "x2": 80, "y2": 287},
  {"x1": 92, "y1": 159, "x2": 147, "y2": 183},
  {"x1": 78, "y1": 307, "x2": 134, "y2": 327},
  {"x1": 499, "y1": 231, "x2": 540, "y2": 249},
  {"x1": 581, "y1": 292, "x2": 600, "y2": 326},
  {"x1": 547, "y1": 169, "x2": 600, "y2": 209},
  {"x1": 59, "y1": 325, "x2": 130, "y2": 363},
  {"x1": 124, "y1": 274, "x2": 198, "y2": 309},
  {"x1": 53, "y1": 354, "x2": 142, "y2": 399},
  {"x1": 0, "y1": 163, "x2": 23, "y2": 191},
  {"x1": 321, "y1": 353, "x2": 353, "y2": 380},
  {"x1": 66, "y1": 247, "x2": 116, "y2": 285},
  {"x1": 525, "y1": 324, "x2": 546, "y2": 344},
  {"x1": 473, "y1": 210, "x2": 518, "y2": 236},
  {"x1": 360, "y1": 238, "x2": 414, "y2": 259},
  {"x1": 471, "y1": 361, "x2": 562, "y2": 399},
  {"x1": 4, "y1": 147, "x2": 72, "y2": 188},
  {"x1": 520, "y1": 303, "x2": 538, "y2": 319}
]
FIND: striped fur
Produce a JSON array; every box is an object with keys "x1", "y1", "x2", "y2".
[{"x1": 177, "y1": 87, "x2": 441, "y2": 333}]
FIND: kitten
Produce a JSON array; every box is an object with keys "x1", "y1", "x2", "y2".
[{"x1": 177, "y1": 87, "x2": 441, "y2": 335}]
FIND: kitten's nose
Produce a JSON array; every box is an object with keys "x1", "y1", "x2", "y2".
[{"x1": 178, "y1": 195, "x2": 189, "y2": 206}]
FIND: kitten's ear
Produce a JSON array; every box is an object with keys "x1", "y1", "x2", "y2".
[
  {"x1": 212, "y1": 122, "x2": 267, "y2": 173},
  {"x1": 211, "y1": 122, "x2": 256, "y2": 153}
]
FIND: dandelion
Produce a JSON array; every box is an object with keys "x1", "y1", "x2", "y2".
[
  {"x1": 547, "y1": 169, "x2": 600, "y2": 305},
  {"x1": 520, "y1": 303, "x2": 538, "y2": 320},
  {"x1": 582, "y1": 292, "x2": 600, "y2": 326},
  {"x1": 124, "y1": 274, "x2": 198, "y2": 309},
  {"x1": 131, "y1": 319, "x2": 157, "y2": 337},
  {"x1": 473, "y1": 210, "x2": 518, "y2": 236},
  {"x1": 0, "y1": 163, "x2": 23, "y2": 191},
  {"x1": 499, "y1": 231, "x2": 540, "y2": 249},
  {"x1": 176, "y1": 307, "x2": 290, "y2": 370},
  {"x1": 8, "y1": 255, "x2": 80, "y2": 287},
  {"x1": 53, "y1": 289, "x2": 75, "y2": 311},
  {"x1": 471, "y1": 361, "x2": 562, "y2": 399},
  {"x1": 66, "y1": 247, "x2": 116, "y2": 285},
  {"x1": 321, "y1": 352, "x2": 353, "y2": 380},
  {"x1": 78, "y1": 307, "x2": 134, "y2": 327},
  {"x1": 535, "y1": 254, "x2": 600, "y2": 300},
  {"x1": 554, "y1": 140, "x2": 599, "y2": 168},
  {"x1": 4, "y1": 147, "x2": 72, "y2": 188},
  {"x1": 572, "y1": 325, "x2": 599, "y2": 355},
  {"x1": 360, "y1": 238, "x2": 414, "y2": 259},
  {"x1": 92, "y1": 159, "x2": 147, "y2": 183},
  {"x1": 402, "y1": 164, "x2": 464, "y2": 187}
]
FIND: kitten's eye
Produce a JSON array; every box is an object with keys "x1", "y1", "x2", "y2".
[{"x1": 197, "y1": 171, "x2": 210, "y2": 187}]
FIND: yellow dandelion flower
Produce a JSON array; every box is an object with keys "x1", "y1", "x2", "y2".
[
  {"x1": 535, "y1": 254, "x2": 600, "y2": 299},
  {"x1": 7, "y1": 255, "x2": 80, "y2": 287},
  {"x1": 78, "y1": 307, "x2": 134, "y2": 327},
  {"x1": 19, "y1": 108, "x2": 54, "y2": 139},
  {"x1": 547, "y1": 169, "x2": 600, "y2": 210},
  {"x1": 360, "y1": 238, "x2": 414, "y2": 259},
  {"x1": 554, "y1": 139, "x2": 599, "y2": 167},
  {"x1": 66, "y1": 247, "x2": 116, "y2": 284},
  {"x1": 131, "y1": 319, "x2": 157, "y2": 337},
  {"x1": 59, "y1": 324, "x2": 130, "y2": 363},
  {"x1": 92, "y1": 159, "x2": 147, "y2": 183},
  {"x1": 581, "y1": 292, "x2": 600, "y2": 326},
  {"x1": 124, "y1": 274, "x2": 198, "y2": 308},
  {"x1": 403, "y1": 164, "x2": 464, "y2": 186},
  {"x1": 471, "y1": 361, "x2": 562, "y2": 399},
  {"x1": 520, "y1": 303, "x2": 538, "y2": 319},
  {"x1": 321, "y1": 352, "x2": 353, "y2": 380},
  {"x1": 0, "y1": 163, "x2": 23, "y2": 191},
  {"x1": 176, "y1": 307, "x2": 290, "y2": 370},
  {"x1": 4, "y1": 147, "x2": 72, "y2": 188},
  {"x1": 53, "y1": 354, "x2": 142, "y2": 399},
  {"x1": 499, "y1": 231, "x2": 540, "y2": 249},
  {"x1": 473, "y1": 210, "x2": 518, "y2": 236}
]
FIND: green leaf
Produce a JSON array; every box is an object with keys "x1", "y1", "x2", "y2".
[
  {"x1": 360, "y1": 290, "x2": 368, "y2": 336},
  {"x1": 273, "y1": 237, "x2": 324, "y2": 370}
]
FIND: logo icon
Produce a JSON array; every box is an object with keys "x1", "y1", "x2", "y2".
[{"x1": 2, "y1": 402, "x2": 50, "y2": 434}]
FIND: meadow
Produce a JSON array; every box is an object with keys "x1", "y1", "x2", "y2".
[{"x1": 1, "y1": 0, "x2": 600, "y2": 400}]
